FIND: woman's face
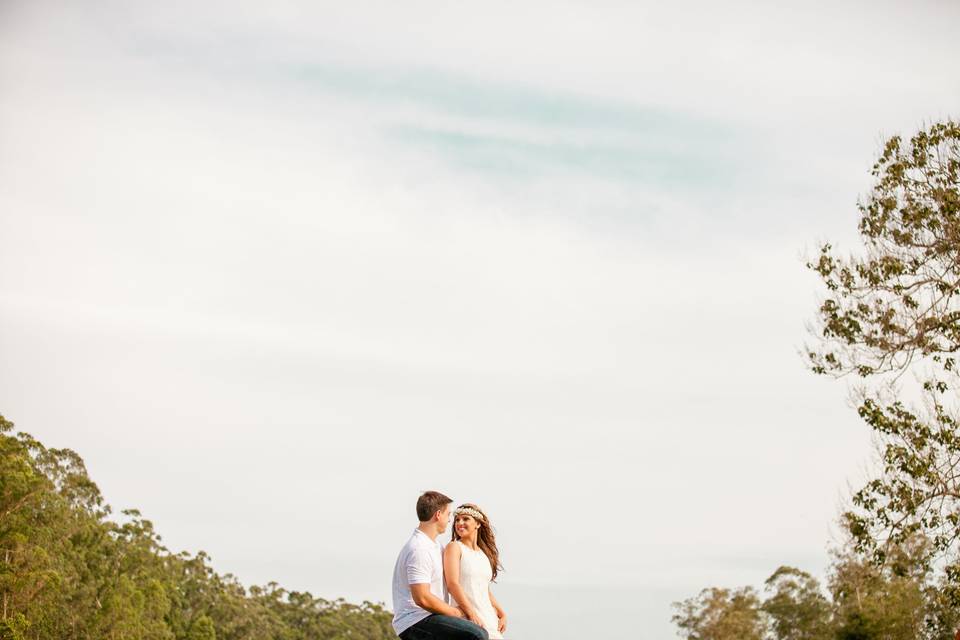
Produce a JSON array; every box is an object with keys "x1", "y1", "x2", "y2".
[{"x1": 454, "y1": 514, "x2": 480, "y2": 539}]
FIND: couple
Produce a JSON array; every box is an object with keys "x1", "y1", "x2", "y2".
[{"x1": 391, "y1": 491, "x2": 507, "y2": 640}]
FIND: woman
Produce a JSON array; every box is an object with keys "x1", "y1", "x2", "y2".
[{"x1": 443, "y1": 503, "x2": 507, "y2": 639}]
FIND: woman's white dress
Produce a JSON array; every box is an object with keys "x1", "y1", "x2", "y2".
[{"x1": 453, "y1": 540, "x2": 503, "y2": 639}]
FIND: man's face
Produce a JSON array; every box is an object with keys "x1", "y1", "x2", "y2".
[{"x1": 437, "y1": 504, "x2": 451, "y2": 532}]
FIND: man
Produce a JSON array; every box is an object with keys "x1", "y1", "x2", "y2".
[{"x1": 392, "y1": 491, "x2": 489, "y2": 640}]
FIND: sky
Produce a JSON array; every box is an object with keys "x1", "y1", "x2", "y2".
[{"x1": 1, "y1": 1, "x2": 959, "y2": 638}]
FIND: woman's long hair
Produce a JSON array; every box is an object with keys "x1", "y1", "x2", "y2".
[{"x1": 451, "y1": 503, "x2": 503, "y2": 581}]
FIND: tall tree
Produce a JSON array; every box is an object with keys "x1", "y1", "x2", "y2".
[
  {"x1": 762, "y1": 566, "x2": 832, "y2": 640},
  {"x1": 828, "y1": 544, "x2": 926, "y2": 640},
  {"x1": 807, "y1": 120, "x2": 960, "y2": 378},
  {"x1": 672, "y1": 586, "x2": 768, "y2": 640},
  {"x1": 806, "y1": 120, "x2": 960, "y2": 586}
]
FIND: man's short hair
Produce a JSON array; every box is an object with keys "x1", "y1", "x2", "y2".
[{"x1": 416, "y1": 491, "x2": 453, "y2": 522}]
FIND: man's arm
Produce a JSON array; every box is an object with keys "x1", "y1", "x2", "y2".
[{"x1": 410, "y1": 583, "x2": 463, "y2": 618}]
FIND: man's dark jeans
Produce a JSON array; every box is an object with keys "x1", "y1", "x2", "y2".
[{"x1": 399, "y1": 614, "x2": 489, "y2": 640}]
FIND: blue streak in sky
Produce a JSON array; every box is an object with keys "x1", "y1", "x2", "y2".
[{"x1": 292, "y1": 65, "x2": 754, "y2": 191}]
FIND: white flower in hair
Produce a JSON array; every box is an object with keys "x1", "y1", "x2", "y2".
[{"x1": 454, "y1": 506, "x2": 485, "y2": 522}]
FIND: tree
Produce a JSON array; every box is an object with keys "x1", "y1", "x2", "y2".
[
  {"x1": 187, "y1": 615, "x2": 216, "y2": 640},
  {"x1": 0, "y1": 414, "x2": 97, "y2": 639},
  {"x1": 806, "y1": 120, "x2": 960, "y2": 588},
  {"x1": 807, "y1": 120, "x2": 960, "y2": 378},
  {"x1": 762, "y1": 566, "x2": 832, "y2": 640},
  {"x1": 0, "y1": 414, "x2": 396, "y2": 640},
  {"x1": 671, "y1": 586, "x2": 768, "y2": 640},
  {"x1": 828, "y1": 544, "x2": 926, "y2": 640},
  {"x1": 923, "y1": 572, "x2": 960, "y2": 640}
]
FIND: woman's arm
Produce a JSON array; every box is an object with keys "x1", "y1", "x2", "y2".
[
  {"x1": 442, "y1": 543, "x2": 484, "y2": 626},
  {"x1": 489, "y1": 587, "x2": 507, "y2": 634}
]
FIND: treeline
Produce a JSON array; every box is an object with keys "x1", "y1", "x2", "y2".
[
  {"x1": 674, "y1": 120, "x2": 960, "y2": 638},
  {"x1": 0, "y1": 414, "x2": 394, "y2": 640},
  {"x1": 673, "y1": 535, "x2": 959, "y2": 639}
]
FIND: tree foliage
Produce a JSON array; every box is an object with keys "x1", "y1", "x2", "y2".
[
  {"x1": 673, "y1": 535, "x2": 957, "y2": 640},
  {"x1": 807, "y1": 120, "x2": 960, "y2": 378},
  {"x1": 805, "y1": 119, "x2": 960, "y2": 589},
  {"x1": 671, "y1": 586, "x2": 767, "y2": 640},
  {"x1": 828, "y1": 544, "x2": 926, "y2": 640},
  {"x1": 0, "y1": 414, "x2": 394, "y2": 640},
  {"x1": 762, "y1": 566, "x2": 832, "y2": 640}
]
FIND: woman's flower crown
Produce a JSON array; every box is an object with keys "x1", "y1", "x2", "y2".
[{"x1": 454, "y1": 506, "x2": 485, "y2": 522}]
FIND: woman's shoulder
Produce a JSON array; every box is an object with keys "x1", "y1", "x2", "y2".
[{"x1": 443, "y1": 540, "x2": 463, "y2": 557}]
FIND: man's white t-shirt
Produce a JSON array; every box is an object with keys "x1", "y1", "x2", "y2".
[{"x1": 392, "y1": 529, "x2": 445, "y2": 636}]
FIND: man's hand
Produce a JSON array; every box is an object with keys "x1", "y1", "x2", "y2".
[
  {"x1": 497, "y1": 614, "x2": 507, "y2": 634},
  {"x1": 465, "y1": 610, "x2": 485, "y2": 627}
]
